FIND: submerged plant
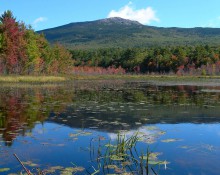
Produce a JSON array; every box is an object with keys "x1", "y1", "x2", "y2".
[
  {"x1": 13, "y1": 154, "x2": 84, "y2": 175},
  {"x1": 13, "y1": 130, "x2": 168, "y2": 174},
  {"x1": 88, "y1": 132, "x2": 168, "y2": 175}
]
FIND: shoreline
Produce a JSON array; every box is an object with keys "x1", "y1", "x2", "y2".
[{"x1": 1, "y1": 75, "x2": 220, "y2": 86}]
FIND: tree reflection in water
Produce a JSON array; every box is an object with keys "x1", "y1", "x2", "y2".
[{"x1": 1, "y1": 81, "x2": 220, "y2": 146}]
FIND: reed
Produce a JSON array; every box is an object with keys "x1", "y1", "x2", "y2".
[
  {"x1": 88, "y1": 132, "x2": 160, "y2": 175},
  {"x1": 14, "y1": 133, "x2": 165, "y2": 174},
  {"x1": 1, "y1": 74, "x2": 220, "y2": 83}
]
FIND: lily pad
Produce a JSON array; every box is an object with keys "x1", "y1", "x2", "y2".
[
  {"x1": 148, "y1": 160, "x2": 170, "y2": 166},
  {"x1": 201, "y1": 89, "x2": 220, "y2": 93},
  {"x1": 61, "y1": 166, "x2": 84, "y2": 175},
  {"x1": 69, "y1": 133, "x2": 79, "y2": 137},
  {"x1": 22, "y1": 161, "x2": 38, "y2": 167},
  {"x1": 104, "y1": 165, "x2": 118, "y2": 169},
  {"x1": 0, "y1": 168, "x2": 10, "y2": 172},
  {"x1": 69, "y1": 131, "x2": 92, "y2": 137},
  {"x1": 46, "y1": 166, "x2": 63, "y2": 173},
  {"x1": 121, "y1": 161, "x2": 132, "y2": 166},
  {"x1": 179, "y1": 145, "x2": 190, "y2": 149},
  {"x1": 161, "y1": 139, "x2": 181, "y2": 143},
  {"x1": 140, "y1": 152, "x2": 162, "y2": 161},
  {"x1": 144, "y1": 126, "x2": 158, "y2": 131},
  {"x1": 80, "y1": 131, "x2": 92, "y2": 136},
  {"x1": 105, "y1": 144, "x2": 116, "y2": 148},
  {"x1": 49, "y1": 166, "x2": 63, "y2": 170},
  {"x1": 110, "y1": 155, "x2": 124, "y2": 161},
  {"x1": 149, "y1": 152, "x2": 162, "y2": 160},
  {"x1": 148, "y1": 160, "x2": 165, "y2": 165},
  {"x1": 143, "y1": 138, "x2": 156, "y2": 144},
  {"x1": 157, "y1": 131, "x2": 166, "y2": 135}
]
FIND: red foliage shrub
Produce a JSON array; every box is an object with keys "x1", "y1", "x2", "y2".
[{"x1": 73, "y1": 66, "x2": 126, "y2": 75}]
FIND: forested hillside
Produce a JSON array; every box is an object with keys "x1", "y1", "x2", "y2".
[
  {"x1": 0, "y1": 11, "x2": 72, "y2": 75},
  {"x1": 39, "y1": 17, "x2": 220, "y2": 49},
  {"x1": 71, "y1": 46, "x2": 220, "y2": 75},
  {"x1": 2, "y1": 11, "x2": 220, "y2": 76}
]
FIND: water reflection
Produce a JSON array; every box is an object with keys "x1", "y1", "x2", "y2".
[
  {"x1": 0, "y1": 81, "x2": 220, "y2": 174},
  {"x1": 1, "y1": 81, "x2": 220, "y2": 145},
  {"x1": 0, "y1": 86, "x2": 74, "y2": 145}
]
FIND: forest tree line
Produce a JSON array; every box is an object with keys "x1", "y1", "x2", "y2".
[
  {"x1": 1, "y1": 10, "x2": 220, "y2": 75},
  {"x1": 0, "y1": 10, "x2": 73, "y2": 75},
  {"x1": 70, "y1": 45, "x2": 220, "y2": 75}
]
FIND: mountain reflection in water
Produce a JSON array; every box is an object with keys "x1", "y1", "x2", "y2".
[{"x1": 1, "y1": 81, "x2": 220, "y2": 145}]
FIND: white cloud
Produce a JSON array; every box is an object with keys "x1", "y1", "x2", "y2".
[
  {"x1": 32, "y1": 17, "x2": 47, "y2": 27},
  {"x1": 107, "y1": 2, "x2": 159, "y2": 25},
  {"x1": 108, "y1": 126, "x2": 155, "y2": 140}
]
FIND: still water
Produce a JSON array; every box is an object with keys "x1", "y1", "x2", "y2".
[{"x1": 0, "y1": 80, "x2": 220, "y2": 175}]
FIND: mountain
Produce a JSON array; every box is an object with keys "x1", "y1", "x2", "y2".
[{"x1": 38, "y1": 17, "x2": 220, "y2": 49}]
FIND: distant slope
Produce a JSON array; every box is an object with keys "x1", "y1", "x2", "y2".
[{"x1": 38, "y1": 17, "x2": 220, "y2": 49}]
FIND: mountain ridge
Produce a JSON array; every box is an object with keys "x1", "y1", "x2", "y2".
[{"x1": 38, "y1": 17, "x2": 220, "y2": 49}]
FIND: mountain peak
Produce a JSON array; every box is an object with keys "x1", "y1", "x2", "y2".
[
  {"x1": 97, "y1": 17, "x2": 142, "y2": 26},
  {"x1": 39, "y1": 17, "x2": 220, "y2": 49}
]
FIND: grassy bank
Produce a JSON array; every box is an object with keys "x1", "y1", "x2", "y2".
[
  {"x1": 74, "y1": 74, "x2": 220, "y2": 80},
  {"x1": 0, "y1": 75, "x2": 68, "y2": 83},
  {"x1": 72, "y1": 74, "x2": 220, "y2": 87},
  {"x1": 1, "y1": 74, "x2": 220, "y2": 84}
]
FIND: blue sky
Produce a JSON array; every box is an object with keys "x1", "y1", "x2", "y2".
[{"x1": 1, "y1": 0, "x2": 220, "y2": 31}]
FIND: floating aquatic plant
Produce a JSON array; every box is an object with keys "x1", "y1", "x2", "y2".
[
  {"x1": 12, "y1": 126, "x2": 168, "y2": 175},
  {"x1": 161, "y1": 138, "x2": 182, "y2": 143},
  {"x1": 0, "y1": 168, "x2": 10, "y2": 172},
  {"x1": 88, "y1": 132, "x2": 168, "y2": 175}
]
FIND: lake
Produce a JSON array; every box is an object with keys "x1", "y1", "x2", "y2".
[{"x1": 0, "y1": 80, "x2": 220, "y2": 175}]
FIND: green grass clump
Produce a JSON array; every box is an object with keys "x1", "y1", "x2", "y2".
[
  {"x1": 0, "y1": 75, "x2": 68, "y2": 83},
  {"x1": 88, "y1": 132, "x2": 167, "y2": 175}
]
